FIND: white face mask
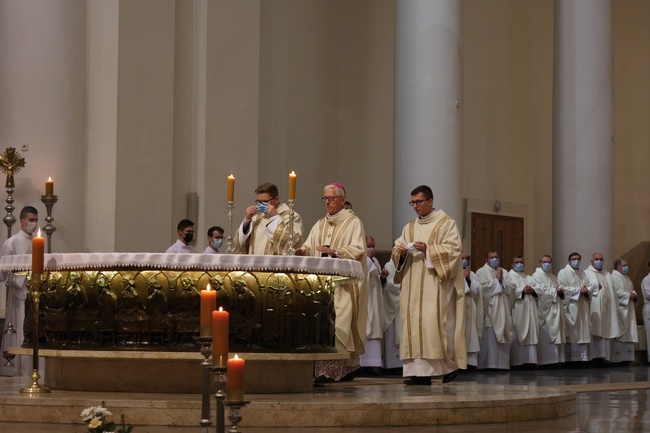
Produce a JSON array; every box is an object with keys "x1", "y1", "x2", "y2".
[
  {"x1": 212, "y1": 238, "x2": 223, "y2": 249},
  {"x1": 541, "y1": 262, "x2": 552, "y2": 273},
  {"x1": 25, "y1": 221, "x2": 37, "y2": 235}
]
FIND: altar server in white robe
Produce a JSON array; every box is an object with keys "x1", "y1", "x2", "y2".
[
  {"x1": 359, "y1": 237, "x2": 385, "y2": 369},
  {"x1": 296, "y1": 182, "x2": 367, "y2": 383},
  {"x1": 381, "y1": 260, "x2": 402, "y2": 369},
  {"x1": 477, "y1": 251, "x2": 513, "y2": 370},
  {"x1": 392, "y1": 185, "x2": 466, "y2": 385},
  {"x1": 532, "y1": 255, "x2": 566, "y2": 365},
  {"x1": 557, "y1": 252, "x2": 593, "y2": 362},
  {"x1": 166, "y1": 219, "x2": 197, "y2": 253},
  {"x1": 0, "y1": 206, "x2": 39, "y2": 377},
  {"x1": 234, "y1": 182, "x2": 303, "y2": 255},
  {"x1": 461, "y1": 252, "x2": 481, "y2": 367},
  {"x1": 584, "y1": 252, "x2": 622, "y2": 362},
  {"x1": 508, "y1": 256, "x2": 539, "y2": 366},
  {"x1": 611, "y1": 258, "x2": 638, "y2": 363},
  {"x1": 642, "y1": 267, "x2": 650, "y2": 363}
]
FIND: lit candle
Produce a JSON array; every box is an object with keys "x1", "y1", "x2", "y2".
[
  {"x1": 32, "y1": 228, "x2": 45, "y2": 274},
  {"x1": 227, "y1": 354, "x2": 245, "y2": 401},
  {"x1": 45, "y1": 177, "x2": 54, "y2": 197},
  {"x1": 227, "y1": 175, "x2": 235, "y2": 202},
  {"x1": 200, "y1": 284, "x2": 217, "y2": 337},
  {"x1": 212, "y1": 307, "x2": 229, "y2": 368},
  {"x1": 288, "y1": 171, "x2": 297, "y2": 200}
]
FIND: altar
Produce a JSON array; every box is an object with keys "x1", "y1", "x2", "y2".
[{"x1": 1, "y1": 252, "x2": 363, "y2": 393}]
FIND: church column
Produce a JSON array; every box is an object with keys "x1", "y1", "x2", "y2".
[
  {"x1": 393, "y1": 0, "x2": 462, "y2": 237},
  {"x1": 552, "y1": 0, "x2": 613, "y2": 263}
]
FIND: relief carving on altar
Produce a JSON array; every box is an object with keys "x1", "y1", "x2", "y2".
[{"x1": 24, "y1": 269, "x2": 336, "y2": 352}]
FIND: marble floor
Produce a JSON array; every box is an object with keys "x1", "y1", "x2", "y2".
[{"x1": 2, "y1": 365, "x2": 650, "y2": 432}]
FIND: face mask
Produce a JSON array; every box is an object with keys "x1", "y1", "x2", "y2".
[
  {"x1": 256, "y1": 202, "x2": 268, "y2": 214},
  {"x1": 489, "y1": 257, "x2": 499, "y2": 268},
  {"x1": 25, "y1": 222, "x2": 37, "y2": 235},
  {"x1": 541, "y1": 262, "x2": 552, "y2": 273},
  {"x1": 621, "y1": 265, "x2": 629, "y2": 275},
  {"x1": 570, "y1": 259, "x2": 580, "y2": 269},
  {"x1": 213, "y1": 238, "x2": 223, "y2": 249},
  {"x1": 462, "y1": 259, "x2": 469, "y2": 269},
  {"x1": 593, "y1": 259, "x2": 604, "y2": 270},
  {"x1": 514, "y1": 263, "x2": 525, "y2": 273},
  {"x1": 183, "y1": 233, "x2": 194, "y2": 244}
]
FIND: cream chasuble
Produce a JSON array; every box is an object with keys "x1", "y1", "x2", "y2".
[
  {"x1": 532, "y1": 267, "x2": 566, "y2": 344},
  {"x1": 301, "y1": 209, "x2": 367, "y2": 358},
  {"x1": 464, "y1": 271, "x2": 482, "y2": 354},
  {"x1": 391, "y1": 209, "x2": 467, "y2": 370},
  {"x1": 611, "y1": 270, "x2": 638, "y2": 343},
  {"x1": 234, "y1": 203, "x2": 303, "y2": 255},
  {"x1": 584, "y1": 266, "x2": 622, "y2": 339},
  {"x1": 557, "y1": 264, "x2": 591, "y2": 344},
  {"x1": 476, "y1": 263, "x2": 514, "y2": 344},
  {"x1": 508, "y1": 269, "x2": 540, "y2": 345}
]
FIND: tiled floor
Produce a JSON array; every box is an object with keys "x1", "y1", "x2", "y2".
[{"x1": 2, "y1": 365, "x2": 650, "y2": 432}]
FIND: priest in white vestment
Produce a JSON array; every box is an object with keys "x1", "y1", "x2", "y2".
[
  {"x1": 584, "y1": 252, "x2": 622, "y2": 362},
  {"x1": 0, "y1": 206, "x2": 39, "y2": 377},
  {"x1": 611, "y1": 258, "x2": 638, "y2": 363},
  {"x1": 557, "y1": 252, "x2": 592, "y2": 362},
  {"x1": 461, "y1": 252, "x2": 482, "y2": 367},
  {"x1": 508, "y1": 256, "x2": 539, "y2": 366},
  {"x1": 642, "y1": 268, "x2": 650, "y2": 363},
  {"x1": 234, "y1": 182, "x2": 303, "y2": 255},
  {"x1": 532, "y1": 255, "x2": 566, "y2": 365},
  {"x1": 392, "y1": 185, "x2": 465, "y2": 385},
  {"x1": 296, "y1": 183, "x2": 367, "y2": 383},
  {"x1": 476, "y1": 252, "x2": 513, "y2": 370},
  {"x1": 381, "y1": 260, "x2": 402, "y2": 369}
]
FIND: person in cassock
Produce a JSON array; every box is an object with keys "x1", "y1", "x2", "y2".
[
  {"x1": 295, "y1": 182, "x2": 367, "y2": 383},
  {"x1": 532, "y1": 255, "x2": 567, "y2": 366},
  {"x1": 166, "y1": 219, "x2": 197, "y2": 253},
  {"x1": 611, "y1": 258, "x2": 638, "y2": 364},
  {"x1": 584, "y1": 252, "x2": 622, "y2": 362},
  {"x1": 477, "y1": 251, "x2": 513, "y2": 370},
  {"x1": 234, "y1": 182, "x2": 302, "y2": 255},
  {"x1": 461, "y1": 252, "x2": 482, "y2": 368},
  {"x1": 508, "y1": 255, "x2": 539, "y2": 367},
  {"x1": 381, "y1": 259, "x2": 403, "y2": 370},
  {"x1": 203, "y1": 226, "x2": 224, "y2": 254},
  {"x1": 392, "y1": 185, "x2": 465, "y2": 385},
  {"x1": 0, "y1": 206, "x2": 39, "y2": 376},
  {"x1": 557, "y1": 252, "x2": 592, "y2": 362},
  {"x1": 641, "y1": 265, "x2": 650, "y2": 363},
  {"x1": 359, "y1": 236, "x2": 386, "y2": 371}
]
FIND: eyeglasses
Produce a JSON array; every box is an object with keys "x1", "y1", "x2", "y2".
[
  {"x1": 255, "y1": 197, "x2": 276, "y2": 205},
  {"x1": 321, "y1": 196, "x2": 342, "y2": 203},
  {"x1": 408, "y1": 199, "x2": 431, "y2": 207}
]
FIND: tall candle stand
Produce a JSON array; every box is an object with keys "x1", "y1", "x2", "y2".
[
  {"x1": 287, "y1": 199, "x2": 296, "y2": 256},
  {"x1": 194, "y1": 336, "x2": 213, "y2": 433},
  {"x1": 3, "y1": 185, "x2": 16, "y2": 238},
  {"x1": 20, "y1": 273, "x2": 50, "y2": 394},
  {"x1": 40, "y1": 195, "x2": 58, "y2": 253},
  {"x1": 226, "y1": 201, "x2": 234, "y2": 254},
  {"x1": 213, "y1": 367, "x2": 228, "y2": 433},
  {"x1": 2, "y1": 322, "x2": 16, "y2": 366}
]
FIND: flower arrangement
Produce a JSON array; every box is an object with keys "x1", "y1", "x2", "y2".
[{"x1": 80, "y1": 403, "x2": 133, "y2": 433}]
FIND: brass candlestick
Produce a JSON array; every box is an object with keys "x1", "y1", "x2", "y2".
[
  {"x1": 287, "y1": 199, "x2": 296, "y2": 256},
  {"x1": 20, "y1": 273, "x2": 50, "y2": 394},
  {"x1": 40, "y1": 195, "x2": 58, "y2": 253},
  {"x1": 213, "y1": 366, "x2": 228, "y2": 433},
  {"x1": 226, "y1": 201, "x2": 234, "y2": 254}
]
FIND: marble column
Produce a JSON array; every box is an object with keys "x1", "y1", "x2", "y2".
[
  {"x1": 552, "y1": 0, "x2": 613, "y2": 264},
  {"x1": 393, "y1": 0, "x2": 462, "y2": 237}
]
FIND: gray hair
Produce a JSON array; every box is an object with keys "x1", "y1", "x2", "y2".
[{"x1": 324, "y1": 184, "x2": 345, "y2": 198}]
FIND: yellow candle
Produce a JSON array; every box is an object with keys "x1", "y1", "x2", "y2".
[
  {"x1": 288, "y1": 171, "x2": 297, "y2": 200},
  {"x1": 45, "y1": 177, "x2": 54, "y2": 197},
  {"x1": 227, "y1": 175, "x2": 235, "y2": 202}
]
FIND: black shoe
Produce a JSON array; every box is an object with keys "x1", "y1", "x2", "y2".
[
  {"x1": 313, "y1": 375, "x2": 334, "y2": 386},
  {"x1": 442, "y1": 370, "x2": 458, "y2": 384},
  {"x1": 339, "y1": 371, "x2": 356, "y2": 382},
  {"x1": 403, "y1": 376, "x2": 431, "y2": 386}
]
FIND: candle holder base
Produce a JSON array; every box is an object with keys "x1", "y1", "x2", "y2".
[
  {"x1": 194, "y1": 336, "x2": 213, "y2": 431},
  {"x1": 225, "y1": 401, "x2": 250, "y2": 433},
  {"x1": 20, "y1": 370, "x2": 51, "y2": 394}
]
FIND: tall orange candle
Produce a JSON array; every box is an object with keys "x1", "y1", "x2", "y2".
[
  {"x1": 200, "y1": 284, "x2": 217, "y2": 337},
  {"x1": 227, "y1": 175, "x2": 235, "y2": 202},
  {"x1": 45, "y1": 177, "x2": 54, "y2": 197},
  {"x1": 227, "y1": 354, "x2": 245, "y2": 401},
  {"x1": 32, "y1": 228, "x2": 45, "y2": 274},
  {"x1": 288, "y1": 171, "x2": 297, "y2": 200},
  {"x1": 212, "y1": 307, "x2": 229, "y2": 368}
]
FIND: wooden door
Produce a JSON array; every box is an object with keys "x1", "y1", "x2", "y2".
[{"x1": 471, "y1": 213, "x2": 524, "y2": 272}]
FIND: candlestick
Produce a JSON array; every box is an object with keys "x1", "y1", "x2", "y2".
[
  {"x1": 288, "y1": 171, "x2": 297, "y2": 200},
  {"x1": 227, "y1": 175, "x2": 235, "y2": 202},
  {"x1": 40, "y1": 194, "x2": 58, "y2": 254},
  {"x1": 212, "y1": 307, "x2": 229, "y2": 368},
  {"x1": 287, "y1": 199, "x2": 296, "y2": 256},
  {"x1": 227, "y1": 354, "x2": 245, "y2": 402},
  {"x1": 20, "y1": 273, "x2": 50, "y2": 394},
  {"x1": 32, "y1": 228, "x2": 45, "y2": 274},
  {"x1": 200, "y1": 284, "x2": 217, "y2": 337},
  {"x1": 193, "y1": 336, "x2": 213, "y2": 433},
  {"x1": 45, "y1": 177, "x2": 54, "y2": 197},
  {"x1": 226, "y1": 201, "x2": 234, "y2": 254}
]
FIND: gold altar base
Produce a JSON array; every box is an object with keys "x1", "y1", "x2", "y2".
[{"x1": 0, "y1": 376, "x2": 576, "y2": 428}]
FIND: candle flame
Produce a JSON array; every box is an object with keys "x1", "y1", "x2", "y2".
[
  {"x1": 228, "y1": 174, "x2": 234, "y2": 178},
  {"x1": 37, "y1": 227, "x2": 42, "y2": 237},
  {"x1": 290, "y1": 171, "x2": 296, "y2": 176},
  {"x1": 218, "y1": 306, "x2": 223, "y2": 312},
  {"x1": 234, "y1": 354, "x2": 239, "y2": 360},
  {"x1": 47, "y1": 177, "x2": 53, "y2": 182},
  {"x1": 206, "y1": 283, "x2": 211, "y2": 291}
]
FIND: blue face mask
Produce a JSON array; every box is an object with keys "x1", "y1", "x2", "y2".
[
  {"x1": 514, "y1": 263, "x2": 525, "y2": 273},
  {"x1": 213, "y1": 238, "x2": 223, "y2": 249},
  {"x1": 462, "y1": 259, "x2": 469, "y2": 269},
  {"x1": 621, "y1": 265, "x2": 629, "y2": 275},
  {"x1": 541, "y1": 262, "x2": 552, "y2": 273},
  {"x1": 593, "y1": 259, "x2": 604, "y2": 270},
  {"x1": 489, "y1": 257, "x2": 499, "y2": 268},
  {"x1": 570, "y1": 259, "x2": 580, "y2": 270}
]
